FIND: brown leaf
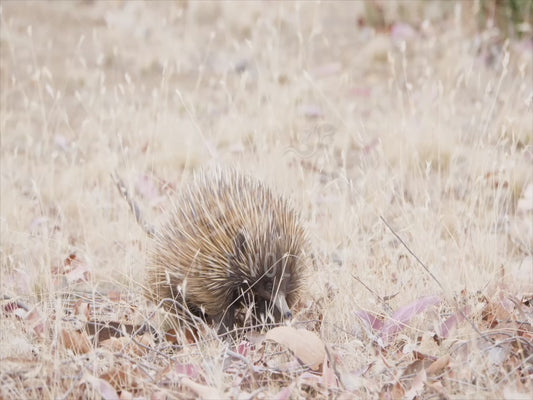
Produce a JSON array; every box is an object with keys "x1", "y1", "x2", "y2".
[
  {"x1": 266, "y1": 326, "x2": 326, "y2": 371},
  {"x1": 404, "y1": 367, "x2": 427, "y2": 400},
  {"x1": 379, "y1": 382, "x2": 404, "y2": 400},
  {"x1": 26, "y1": 307, "x2": 46, "y2": 338},
  {"x1": 426, "y1": 354, "x2": 450, "y2": 376},
  {"x1": 61, "y1": 329, "x2": 92, "y2": 354},
  {"x1": 100, "y1": 360, "x2": 140, "y2": 391},
  {"x1": 73, "y1": 300, "x2": 90, "y2": 321}
]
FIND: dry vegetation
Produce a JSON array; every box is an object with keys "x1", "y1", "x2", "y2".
[{"x1": 1, "y1": 1, "x2": 532, "y2": 399}]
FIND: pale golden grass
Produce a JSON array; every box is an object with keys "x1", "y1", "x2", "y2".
[{"x1": 1, "y1": 1, "x2": 532, "y2": 399}]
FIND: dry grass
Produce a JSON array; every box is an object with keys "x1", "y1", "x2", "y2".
[{"x1": 1, "y1": 1, "x2": 532, "y2": 399}]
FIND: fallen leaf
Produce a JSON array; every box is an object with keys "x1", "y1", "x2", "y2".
[
  {"x1": 404, "y1": 367, "x2": 427, "y2": 400},
  {"x1": 61, "y1": 329, "x2": 92, "y2": 354},
  {"x1": 426, "y1": 354, "x2": 450, "y2": 376},
  {"x1": 355, "y1": 310, "x2": 384, "y2": 332},
  {"x1": 170, "y1": 363, "x2": 201, "y2": 380},
  {"x1": 236, "y1": 340, "x2": 251, "y2": 357},
  {"x1": 84, "y1": 374, "x2": 119, "y2": 400},
  {"x1": 321, "y1": 350, "x2": 339, "y2": 388},
  {"x1": 437, "y1": 308, "x2": 467, "y2": 339},
  {"x1": 73, "y1": 300, "x2": 90, "y2": 321},
  {"x1": 26, "y1": 307, "x2": 46, "y2": 338},
  {"x1": 379, "y1": 382, "x2": 404, "y2": 400},
  {"x1": 381, "y1": 296, "x2": 442, "y2": 344},
  {"x1": 100, "y1": 359, "x2": 139, "y2": 390},
  {"x1": 265, "y1": 326, "x2": 325, "y2": 370}
]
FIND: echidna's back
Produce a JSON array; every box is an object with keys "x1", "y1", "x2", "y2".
[{"x1": 146, "y1": 168, "x2": 307, "y2": 326}]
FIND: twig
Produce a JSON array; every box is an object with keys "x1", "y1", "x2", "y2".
[
  {"x1": 351, "y1": 275, "x2": 394, "y2": 315},
  {"x1": 112, "y1": 172, "x2": 155, "y2": 237}
]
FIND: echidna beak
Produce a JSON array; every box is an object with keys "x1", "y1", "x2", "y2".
[{"x1": 274, "y1": 292, "x2": 292, "y2": 320}]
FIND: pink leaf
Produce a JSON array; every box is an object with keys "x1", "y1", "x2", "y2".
[
  {"x1": 381, "y1": 296, "x2": 442, "y2": 343},
  {"x1": 236, "y1": 340, "x2": 251, "y2": 357},
  {"x1": 172, "y1": 363, "x2": 200, "y2": 379},
  {"x1": 355, "y1": 310, "x2": 384, "y2": 332}
]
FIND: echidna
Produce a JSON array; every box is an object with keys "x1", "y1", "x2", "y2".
[{"x1": 146, "y1": 168, "x2": 309, "y2": 334}]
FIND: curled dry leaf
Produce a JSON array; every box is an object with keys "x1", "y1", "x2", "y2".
[{"x1": 265, "y1": 326, "x2": 326, "y2": 371}]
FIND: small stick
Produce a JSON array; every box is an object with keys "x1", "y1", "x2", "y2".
[
  {"x1": 351, "y1": 274, "x2": 394, "y2": 315},
  {"x1": 112, "y1": 172, "x2": 155, "y2": 237}
]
